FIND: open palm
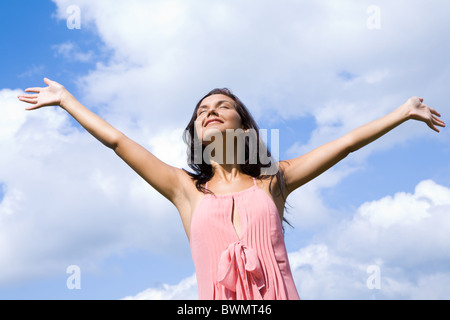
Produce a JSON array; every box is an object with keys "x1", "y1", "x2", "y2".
[
  {"x1": 406, "y1": 97, "x2": 446, "y2": 133},
  {"x1": 17, "y1": 78, "x2": 67, "y2": 110}
]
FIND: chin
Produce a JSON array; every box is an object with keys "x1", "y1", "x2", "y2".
[{"x1": 202, "y1": 127, "x2": 223, "y2": 141}]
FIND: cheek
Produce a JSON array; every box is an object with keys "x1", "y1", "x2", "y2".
[
  {"x1": 194, "y1": 119, "x2": 213, "y2": 143},
  {"x1": 232, "y1": 114, "x2": 244, "y2": 129},
  {"x1": 226, "y1": 111, "x2": 243, "y2": 128}
]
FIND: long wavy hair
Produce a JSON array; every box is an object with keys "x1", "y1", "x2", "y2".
[{"x1": 182, "y1": 88, "x2": 291, "y2": 226}]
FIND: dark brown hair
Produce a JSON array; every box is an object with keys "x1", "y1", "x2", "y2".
[{"x1": 182, "y1": 88, "x2": 292, "y2": 226}]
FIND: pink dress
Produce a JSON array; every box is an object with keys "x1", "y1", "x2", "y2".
[{"x1": 189, "y1": 177, "x2": 300, "y2": 300}]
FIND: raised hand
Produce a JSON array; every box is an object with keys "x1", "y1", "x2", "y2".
[
  {"x1": 404, "y1": 96, "x2": 446, "y2": 133},
  {"x1": 17, "y1": 78, "x2": 68, "y2": 110}
]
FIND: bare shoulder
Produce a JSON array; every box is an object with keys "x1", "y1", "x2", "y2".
[
  {"x1": 276, "y1": 159, "x2": 304, "y2": 196},
  {"x1": 171, "y1": 168, "x2": 206, "y2": 217},
  {"x1": 260, "y1": 162, "x2": 289, "y2": 197},
  {"x1": 170, "y1": 168, "x2": 205, "y2": 238},
  {"x1": 171, "y1": 168, "x2": 201, "y2": 205},
  {"x1": 255, "y1": 168, "x2": 288, "y2": 218}
]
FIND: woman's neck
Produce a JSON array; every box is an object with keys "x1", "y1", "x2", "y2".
[{"x1": 209, "y1": 161, "x2": 244, "y2": 183}]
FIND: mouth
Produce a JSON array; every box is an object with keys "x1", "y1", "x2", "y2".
[{"x1": 204, "y1": 118, "x2": 224, "y2": 127}]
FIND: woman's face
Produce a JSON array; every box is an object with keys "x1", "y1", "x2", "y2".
[{"x1": 194, "y1": 94, "x2": 244, "y2": 143}]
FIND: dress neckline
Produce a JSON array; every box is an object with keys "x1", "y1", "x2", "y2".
[
  {"x1": 205, "y1": 177, "x2": 258, "y2": 197},
  {"x1": 205, "y1": 184, "x2": 258, "y2": 198}
]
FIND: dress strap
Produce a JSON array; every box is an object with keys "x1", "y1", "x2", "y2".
[{"x1": 252, "y1": 177, "x2": 257, "y2": 186}]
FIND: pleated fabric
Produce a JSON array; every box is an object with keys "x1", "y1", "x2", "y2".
[{"x1": 189, "y1": 177, "x2": 300, "y2": 300}]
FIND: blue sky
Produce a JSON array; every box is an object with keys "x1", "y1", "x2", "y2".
[
  {"x1": 2, "y1": 2, "x2": 92, "y2": 89},
  {"x1": 0, "y1": 0, "x2": 449, "y2": 300}
]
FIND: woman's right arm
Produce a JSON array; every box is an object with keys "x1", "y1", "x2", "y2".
[{"x1": 18, "y1": 78, "x2": 188, "y2": 204}]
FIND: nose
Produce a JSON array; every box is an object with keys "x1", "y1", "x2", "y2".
[
  {"x1": 206, "y1": 107, "x2": 219, "y2": 117},
  {"x1": 203, "y1": 108, "x2": 219, "y2": 125}
]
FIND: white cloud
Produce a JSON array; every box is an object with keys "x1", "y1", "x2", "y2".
[
  {"x1": 122, "y1": 273, "x2": 198, "y2": 300},
  {"x1": 357, "y1": 179, "x2": 450, "y2": 228},
  {"x1": 0, "y1": 88, "x2": 187, "y2": 285},
  {"x1": 49, "y1": 0, "x2": 450, "y2": 146},
  {"x1": 0, "y1": 187, "x2": 23, "y2": 217},
  {"x1": 52, "y1": 41, "x2": 94, "y2": 62},
  {"x1": 18, "y1": 65, "x2": 45, "y2": 79},
  {"x1": 0, "y1": 89, "x2": 27, "y2": 143},
  {"x1": 288, "y1": 179, "x2": 450, "y2": 299},
  {"x1": 147, "y1": 127, "x2": 187, "y2": 169}
]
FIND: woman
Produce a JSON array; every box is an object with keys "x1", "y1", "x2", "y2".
[{"x1": 17, "y1": 78, "x2": 445, "y2": 299}]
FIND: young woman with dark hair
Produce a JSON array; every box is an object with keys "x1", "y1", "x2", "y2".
[{"x1": 17, "y1": 78, "x2": 445, "y2": 299}]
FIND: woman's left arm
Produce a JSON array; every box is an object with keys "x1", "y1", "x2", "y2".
[{"x1": 280, "y1": 97, "x2": 446, "y2": 195}]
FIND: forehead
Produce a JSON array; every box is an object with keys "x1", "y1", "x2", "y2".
[{"x1": 199, "y1": 94, "x2": 235, "y2": 107}]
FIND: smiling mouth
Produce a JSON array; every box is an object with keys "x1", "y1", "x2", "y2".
[{"x1": 205, "y1": 120, "x2": 223, "y2": 127}]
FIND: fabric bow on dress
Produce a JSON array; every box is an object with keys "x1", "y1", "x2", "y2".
[{"x1": 217, "y1": 241, "x2": 265, "y2": 300}]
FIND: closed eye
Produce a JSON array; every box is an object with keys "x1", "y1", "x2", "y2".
[{"x1": 196, "y1": 101, "x2": 233, "y2": 116}]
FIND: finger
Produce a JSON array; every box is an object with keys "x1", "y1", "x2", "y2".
[
  {"x1": 429, "y1": 107, "x2": 441, "y2": 117},
  {"x1": 427, "y1": 121, "x2": 440, "y2": 133},
  {"x1": 43, "y1": 77, "x2": 53, "y2": 86},
  {"x1": 24, "y1": 87, "x2": 42, "y2": 93},
  {"x1": 25, "y1": 104, "x2": 42, "y2": 111},
  {"x1": 423, "y1": 104, "x2": 442, "y2": 119},
  {"x1": 432, "y1": 115, "x2": 446, "y2": 127},
  {"x1": 18, "y1": 94, "x2": 37, "y2": 101},
  {"x1": 18, "y1": 96, "x2": 38, "y2": 104},
  {"x1": 18, "y1": 94, "x2": 38, "y2": 99}
]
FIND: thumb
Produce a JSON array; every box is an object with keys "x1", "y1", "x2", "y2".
[{"x1": 43, "y1": 77, "x2": 53, "y2": 86}]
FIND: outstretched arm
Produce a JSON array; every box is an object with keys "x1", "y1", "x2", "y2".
[
  {"x1": 280, "y1": 97, "x2": 446, "y2": 195},
  {"x1": 17, "y1": 78, "x2": 186, "y2": 204},
  {"x1": 19, "y1": 78, "x2": 124, "y2": 149}
]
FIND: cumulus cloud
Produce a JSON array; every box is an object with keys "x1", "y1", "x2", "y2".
[
  {"x1": 288, "y1": 179, "x2": 450, "y2": 299},
  {"x1": 0, "y1": 89, "x2": 188, "y2": 285},
  {"x1": 357, "y1": 180, "x2": 445, "y2": 228},
  {"x1": 0, "y1": 89, "x2": 27, "y2": 143},
  {"x1": 122, "y1": 273, "x2": 198, "y2": 300},
  {"x1": 49, "y1": 0, "x2": 450, "y2": 150}
]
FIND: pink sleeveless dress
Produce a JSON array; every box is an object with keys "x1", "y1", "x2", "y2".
[{"x1": 189, "y1": 177, "x2": 300, "y2": 300}]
